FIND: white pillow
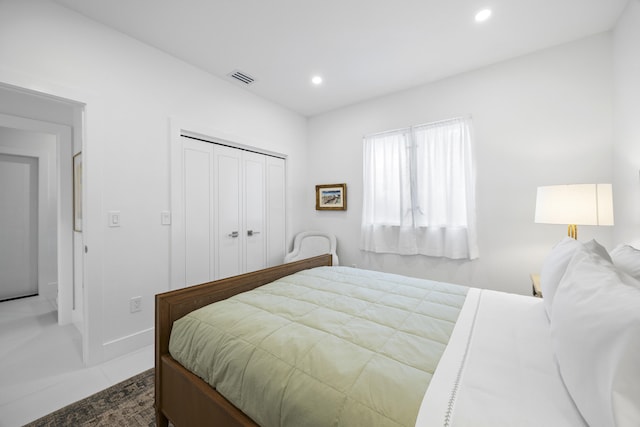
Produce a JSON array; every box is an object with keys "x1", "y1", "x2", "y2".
[
  {"x1": 539, "y1": 237, "x2": 610, "y2": 317},
  {"x1": 550, "y1": 247, "x2": 640, "y2": 427},
  {"x1": 584, "y1": 238, "x2": 613, "y2": 263},
  {"x1": 627, "y1": 240, "x2": 640, "y2": 250},
  {"x1": 611, "y1": 244, "x2": 640, "y2": 281},
  {"x1": 540, "y1": 237, "x2": 581, "y2": 317}
]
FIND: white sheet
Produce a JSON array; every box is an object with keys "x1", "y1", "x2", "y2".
[{"x1": 415, "y1": 289, "x2": 586, "y2": 426}]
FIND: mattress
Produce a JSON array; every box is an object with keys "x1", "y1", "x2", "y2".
[
  {"x1": 169, "y1": 266, "x2": 469, "y2": 427},
  {"x1": 416, "y1": 288, "x2": 587, "y2": 426}
]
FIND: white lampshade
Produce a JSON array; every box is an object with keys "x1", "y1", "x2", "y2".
[{"x1": 535, "y1": 184, "x2": 614, "y2": 226}]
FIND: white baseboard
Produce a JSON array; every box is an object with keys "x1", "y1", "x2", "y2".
[{"x1": 102, "y1": 327, "x2": 154, "y2": 362}]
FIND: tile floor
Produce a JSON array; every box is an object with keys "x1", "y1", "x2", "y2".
[{"x1": 0, "y1": 295, "x2": 153, "y2": 427}]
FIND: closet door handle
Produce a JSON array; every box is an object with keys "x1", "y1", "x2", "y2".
[
  {"x1": 228, "y1": 231, "x2": 239, "y2": 238},
  {"x1": 247, "y1": 230, "x2": 261, "y2": 236}
]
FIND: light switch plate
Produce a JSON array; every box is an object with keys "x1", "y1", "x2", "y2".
[
  {"x1": 108, "y1": 211, "x2": 121, "y2": 227},
  {"x1": 161, "y1": 211, "x2": 171, "y2": 225}
]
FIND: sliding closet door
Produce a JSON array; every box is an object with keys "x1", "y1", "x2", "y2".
[{"x1": 213, "y1": 145, "x2": 243, "y2": 279}]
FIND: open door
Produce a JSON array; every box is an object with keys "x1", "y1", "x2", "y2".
[{"x1": 0, "y1": 153, "x2": 38, "y2": 301}]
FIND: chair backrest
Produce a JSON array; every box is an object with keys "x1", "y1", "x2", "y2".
[{"x1": 284, "y1": 231, "x2": 339, "y2": 266}]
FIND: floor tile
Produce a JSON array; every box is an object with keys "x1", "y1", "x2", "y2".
[{"x1": 0, "y1": 296, "x2": 154, "y2": 427}]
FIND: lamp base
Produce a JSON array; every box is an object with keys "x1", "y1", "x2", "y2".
[{"x1": 568, "y1": 224, "x2": 578, "y2": 239}]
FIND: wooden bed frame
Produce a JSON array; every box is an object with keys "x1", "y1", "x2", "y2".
[{"x1": 155, "y1": 254, "x2": 333, "y2": 427}]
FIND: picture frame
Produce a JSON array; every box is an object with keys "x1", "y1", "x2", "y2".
[
  {"x1": 73, "y1": 152, "x2": 82, "y2": 232},
  {"x1": 316, "y1": 183, "x2": 347, "y2": 210}
]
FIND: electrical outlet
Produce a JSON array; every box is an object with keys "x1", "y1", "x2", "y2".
[{"x1": 130, "y1": 296, "x2": 142, "y2": 313}]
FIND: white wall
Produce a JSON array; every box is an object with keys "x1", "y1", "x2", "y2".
[
  {"x1": 307, "y1": 34, "x2": 615, "y2": 295},
  {"x1": 612, "y1": 0, "x2": 640, "y2": 243},
  {"x1": 0, "y1": 0, "x2": 307, "y2": 364}
]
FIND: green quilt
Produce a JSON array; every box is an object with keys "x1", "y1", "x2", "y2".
[{"x1": 169, "y1": 266, "x2": 468, "y2": 427}]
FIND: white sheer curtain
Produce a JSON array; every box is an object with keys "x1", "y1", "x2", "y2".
[{"x1": 360, "y1": 117, "x2": 478, "y2": 259}]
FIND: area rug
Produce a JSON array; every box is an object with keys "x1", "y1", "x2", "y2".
[{"x1": 25, "y1": 368, "x2": 157, "y2": 427}]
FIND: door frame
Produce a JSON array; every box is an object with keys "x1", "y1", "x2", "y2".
[
  {"x1": 0, "y1": 76, "x2": 101, "y2": 366},
  {"x1": 0, "y1": 114, "x2": 73, "y2": 323}
]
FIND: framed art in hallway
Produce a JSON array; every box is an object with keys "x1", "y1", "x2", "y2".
[
  {"x1": 73, "y1": 152, "x2": 82, "y2": 232},
  {"x1": 316, "y1": 183, "x2": 347, "y2": 210}
]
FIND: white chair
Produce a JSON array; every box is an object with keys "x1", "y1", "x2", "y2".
[{"x1": 284, "y1": 231, "x2": 339, "y2": 266}]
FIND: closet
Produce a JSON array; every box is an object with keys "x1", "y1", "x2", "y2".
[{"x1": 176, "y1": 135, "x2": 286, "y2": 288}]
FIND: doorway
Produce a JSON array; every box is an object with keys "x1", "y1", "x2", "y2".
[
  {"x1": 0, "y1": 111, "x2": 75, "y2": 325},
  {"x1": 0, "y1": 82, "x2": 90, "y2": 365}
]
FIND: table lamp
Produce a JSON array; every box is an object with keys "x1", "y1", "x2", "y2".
[{"x1": 534, "y1": 184, "x2": 614, "y2": 239}]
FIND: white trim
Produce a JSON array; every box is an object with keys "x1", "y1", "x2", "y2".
[
  {"x1": 169, "y1": 119, "x2": 186, "y2": 291},
  {"x1": 102, "y1": 327, "x2": 154, "y2": 362},
  {"x1": 176, "y1": 120, "x2": 287, "y2": 160}
]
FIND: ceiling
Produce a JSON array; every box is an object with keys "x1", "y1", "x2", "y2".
[{"x1": 54, "y1": 0, "x2": 628, "y2": 117}]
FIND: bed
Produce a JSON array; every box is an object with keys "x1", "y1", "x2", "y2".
[{"x1": 155, "y1": 239, "x2": 640, "y2": 427}]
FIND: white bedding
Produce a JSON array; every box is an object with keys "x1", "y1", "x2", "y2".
[{"x1": 416, "y1": 288, "x2": 586, "y2": 426}]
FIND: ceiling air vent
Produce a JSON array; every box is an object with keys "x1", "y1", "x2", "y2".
[{"x1": 227, "y1": 69, "x2": 256, "y2": 86}]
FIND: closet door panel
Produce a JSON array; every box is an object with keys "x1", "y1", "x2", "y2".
[
  {"x1": 266, "y1": 156, "x2": 286, "y2": 267},
  {"x1": 213, "y1": 145, "x2": 243, "y2": 279},
  {"x1": 183, "y1": 139, "x2": 214, "y2": 286},
  {"x1": 243, "y1": 152, "x2": 266, "y2": 273}
]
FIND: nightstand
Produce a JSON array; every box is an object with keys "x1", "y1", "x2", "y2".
[{"x1": 530, "y1": 273, "x2": 542, "y2": 298}]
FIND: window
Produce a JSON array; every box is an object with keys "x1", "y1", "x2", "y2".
[{"x1": 361, "y1": 116, "x2": 478, "y2": 259}]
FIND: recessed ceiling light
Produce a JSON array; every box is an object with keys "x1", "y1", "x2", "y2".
[
  {"x1": 475, "y1": 9, "x2": 492, "y2": 22},
  {"x1": 311, "y1": 76, "x2": 323, "y2": 85}
]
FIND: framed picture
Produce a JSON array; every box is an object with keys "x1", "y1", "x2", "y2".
[
  {"x1": 73, "y1": 152, "x2": 82, "y2": 232},
  {"x1": 316, "y1": 183, "x2": 347, "y2": 210}
]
